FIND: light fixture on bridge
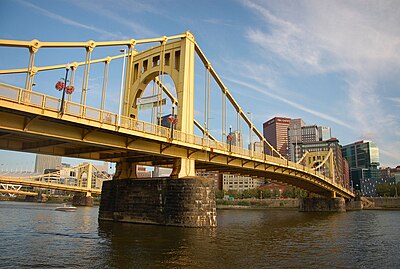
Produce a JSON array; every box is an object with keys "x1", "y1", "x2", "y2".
[
  {"x1": 168, "y1": 103, "x2": 178, "y2": 139},
  {"x1": 56, "y1": 63, "x2": 74, "y2": 114},
  {"x1": 227, "y1": 125, "x2": 233, "y2": 151}
]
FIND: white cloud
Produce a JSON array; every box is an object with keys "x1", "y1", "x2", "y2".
[
  {"x1": 227, "y1": 77, "x2": 354, "y2": 130},
  {"x1": 389, "y1": 97, "x2": 400, "y2": 106},
  {"x1": 242, "y1": 0, "x2": 400, "y2": 74},
  {"x1": 240, "y1": 0, "x2": 400, "y2": 166}
]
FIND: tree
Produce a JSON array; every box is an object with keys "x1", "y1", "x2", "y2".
[
  {"x1": 215, "y1": 190, "x2": 225, "y2": 199},
  {"x1": 376, "y1": 183, "x2": 391, "y2": 197}
]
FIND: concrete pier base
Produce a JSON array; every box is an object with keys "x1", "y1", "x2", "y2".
[
  {"x1": 72, "y1": 195, "x2": 94, "y2": 207},
  {"x1": 346, "y1": 200, "x2": 363, "y2": 211},
  {"x1": 299, "y1": 197, "x2": 346, "y2": 212},
  {"x1": 98, "y1": 177, "x2": 217, "y2": 227}
]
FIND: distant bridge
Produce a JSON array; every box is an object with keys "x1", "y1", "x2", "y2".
[{"x1": 0, "y1": 163, "x2": 109, "y2": 196}]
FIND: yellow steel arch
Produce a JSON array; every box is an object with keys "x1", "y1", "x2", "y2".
[
  {"x1": 124, "y1": 32, "x2": 196, "y2": 177},
  {"x1": 301, "y1": 149, "x2": 335, "y2": 181}
]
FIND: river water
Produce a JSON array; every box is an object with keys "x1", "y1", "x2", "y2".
[{"x1": 0, "y1": 201, "x2": 399, "y2": 268}]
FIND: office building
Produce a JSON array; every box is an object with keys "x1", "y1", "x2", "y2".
[
  {"x1": 318, "y1": 126, "x2": 332, "y2": 141},
  {"x1": 342, "y1": 140, "x2": 380, "y2": 196},
  {"x1": 227, "y1": 130, "x2": 243, "y2": 148},
  {"x1": 136, "y1": 166, "x2": 152, "y2": 178},
  {"x1": 153, "y1": 167, "x2": 172, "y2": 177},
  {"x1": 248, "y1": 141, "x2": 264, "y2": 153},
  {"x1": 34, "y1": 154, "x2": 62, "y2": 174},
  {"x1": 287, "y1": 118, "x2": 305, "y2": 161},
  {"x1": 301, "y1": 125, "x2": 319, "y2": 143},
  {"x1": 221, "y1": 174, "x2": 263, "y2": 191},
  {"x1": 380, "y1": 165, "x2": 400, "y2": 184},
  {"x1": 263, "y1": 117, "x2": 291, "y2": 156}
]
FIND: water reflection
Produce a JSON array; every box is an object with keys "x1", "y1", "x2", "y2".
[
  {"x1": 1, "y1": 202, "x2": 400, "y2": 269},
  {"x1": 97, "y1": 210, "x2": 358, "y2": 268},
  {"x1": 98, "y1": 220, "x2": 217, "y2": 268}
]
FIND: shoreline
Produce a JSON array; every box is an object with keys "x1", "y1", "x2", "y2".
[
  {"x1": 2, "y1": 197, "x2": 400, "y2": 210},
  {"x1": 216, "y1": 197, "x2": 400, "y2": 210}
]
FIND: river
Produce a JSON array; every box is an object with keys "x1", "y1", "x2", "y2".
[{"x1": 0, "y1": 201, "x2": 399, "y2": 268}]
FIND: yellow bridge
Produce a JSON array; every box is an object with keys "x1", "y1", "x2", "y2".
[
  {"x1": 0, "y1": 32, "x2": 354, "y2": 199},
  {"x1": 0, "y1": 163, "x2": 109, "y2": 197}
]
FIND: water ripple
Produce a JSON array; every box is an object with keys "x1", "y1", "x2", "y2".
[{"x1": 1, "y1": 202, "x2": 399, "y2": 268}]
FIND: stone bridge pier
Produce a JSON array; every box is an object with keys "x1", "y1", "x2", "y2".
[{"x1": 98, "y1": 160, "x2": 217, "y2": 227}]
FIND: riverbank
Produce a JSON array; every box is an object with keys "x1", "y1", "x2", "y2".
[
  {"x1": 364, "y1": 197, "x2": 400, "y2": 209},
  {"x1": 217, "y1": 197, "x2": 400, "y2": 210},
  {"x1": 3, "y1": 196, "x2": 400, "y2": 209},
  {"x1": 0, "y1": 195, "x2": 101, "y2": 205},
  {"x1": 217, "y1": 198, "x2": 299, "y2": 209}
]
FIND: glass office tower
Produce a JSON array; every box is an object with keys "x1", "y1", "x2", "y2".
[{"x1": 342, "y1": 140, "x2": 380, "y2": 196}]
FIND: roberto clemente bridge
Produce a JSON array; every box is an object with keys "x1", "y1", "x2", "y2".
[{"x1": 0, "y1": 32, "x2": 354, "y2": 226}]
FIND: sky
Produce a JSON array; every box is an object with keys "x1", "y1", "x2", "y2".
[{"x1": 0, "y1": 0, "x2": 399, "y2": 171}]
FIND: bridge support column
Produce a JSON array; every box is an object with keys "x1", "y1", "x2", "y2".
[
  {"x1": 99, "y1": 176, "x2": 216, "y2": 227},
  {"x1": 114, "y1": 161, "x2": 138, "y2": 179},
  {"x1": 346, "y1": 200, "x2": 363, "y2": 211},
  {"x1": 299, "y1": 197, "x2": 346, "y2": 212},
  {"x1": 170, "y1": 158, "x2": 196, "y2": 178},
  {"x1": 72, "y1": 194, "x2": 94, "y2": 207}
]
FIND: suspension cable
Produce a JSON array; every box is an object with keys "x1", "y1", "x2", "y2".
[
  {"x1": 203, "y1": 67, "x2": 207, "y2": 137},
  {"x1": 101, "y1": 59, "x2": 110, "y2": 111},
  {"x1": 157, "y1": 38, "x2": 167, "y2": 126},
  {"x1": 222, "y1": 89, "x2": 226, "y2": 142},
  {"x1": 25, "y1": 49, "x2": 36, "y2": 91},
  {"x1": 207, "y1": 67, "x2": 210, "y2": 137},
  {"x1": 80, "y1": 48, "x2": 93, "y2": 107}
]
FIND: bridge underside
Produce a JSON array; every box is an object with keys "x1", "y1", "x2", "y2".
[
  {"x1": 195, "y1": 162, "x2": 335, "y2": 197},
  {"x1": 0, "y1": 106, "x2": 174, "y2": 163}
]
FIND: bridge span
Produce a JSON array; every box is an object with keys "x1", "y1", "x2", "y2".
[{"x1": 0, "y1": 32, "x2": 354, "y2": 226}]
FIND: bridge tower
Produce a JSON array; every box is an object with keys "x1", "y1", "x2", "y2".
[
  {"x1": 115, "y1": 31, "x2": 196, "y2": 179},
  {"x1": 100, "y1": 32, "x2": 216, "y2": 227},
  {"x1": 72, "y1": 163, "x2": 94, "y2": 206}
]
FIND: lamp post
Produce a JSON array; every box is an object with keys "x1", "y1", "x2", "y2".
[
  {"x1": 247, "y1": 111, "x2": 253, "y2": 156},
  {"x1": 227, "y1": 125, "x2": 232, "y2": 152},
  {"x1": 169, "y1": 103, "x2": 177, "y2": 139},
  {"x1": 117, "y1": 49, "x2": 127, "y2": 126},
  {"x1": 59, "y1": 63, "x2": 70, "y2": 114}
]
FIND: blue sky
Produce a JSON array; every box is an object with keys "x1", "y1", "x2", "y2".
[{"x1": 0, "y1": 0, "x2": 399, "y2": 171}]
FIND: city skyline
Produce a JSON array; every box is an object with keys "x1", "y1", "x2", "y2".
[{"x1": 0, "y1": 0, "x2": 399, "y2": 168}]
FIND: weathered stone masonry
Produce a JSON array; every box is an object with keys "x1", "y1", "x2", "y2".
[{"x1": 99, "y1": 177, "x2": 217, "y2": 227}]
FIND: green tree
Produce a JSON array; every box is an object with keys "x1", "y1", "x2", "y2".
[
  {"x1": 376, "y1": 183, "x2": 391, "y2": 197},
  {"x1": 215, "y1": 190, "x2": 225, "y2": 199},
  {"x1": 226, "y1": 189, "x2": 240, "y2": 199}
]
